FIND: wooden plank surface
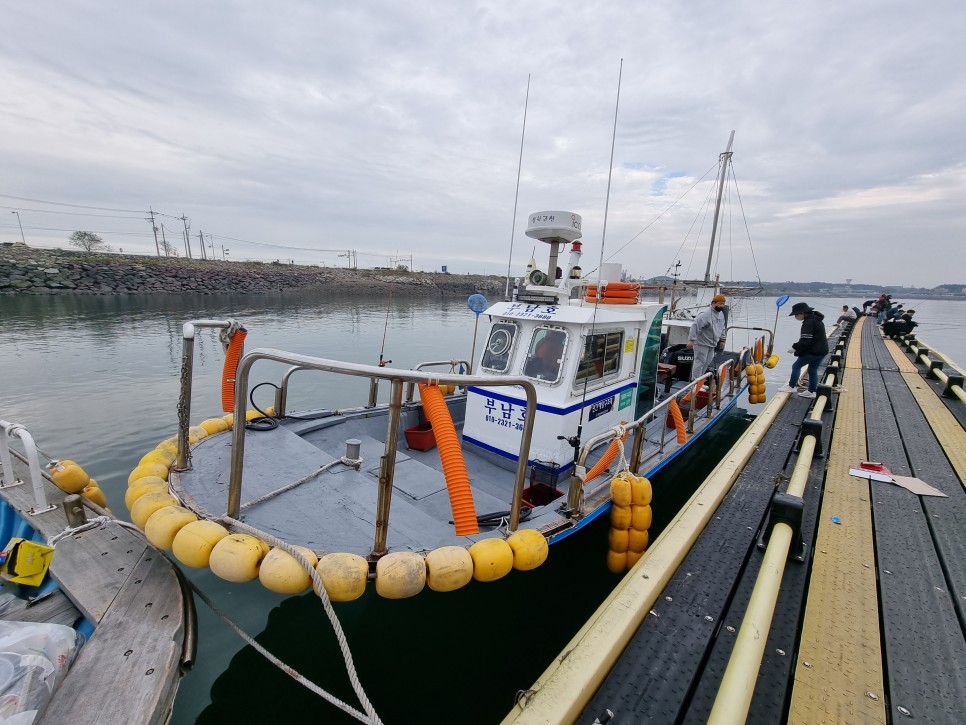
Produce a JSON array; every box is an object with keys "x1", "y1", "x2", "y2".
[{"x1": 789, "y1": 366, "x2": 886, "y2": 723}]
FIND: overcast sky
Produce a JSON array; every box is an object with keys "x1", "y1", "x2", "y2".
[{"x1": 2, "y1": 1, "x2": 964, "y2": 287}]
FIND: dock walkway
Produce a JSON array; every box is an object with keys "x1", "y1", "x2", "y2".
[{"x1": 505, "y1": 316, "x2": 966, "y2": 724}]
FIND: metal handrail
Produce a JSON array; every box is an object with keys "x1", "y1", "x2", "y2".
[
  {"x1": 405, "y1": 359, "x2": 471, "y2": 402},
  {"x1": 0, "y1": 420, "x2": 56, "y2": 515},
  {"x1": 226, "y1": 349, "x2": 538, "y2": 555},
  {"x1": 726, "y1": 325, "x2": 774, "y2": 358}
]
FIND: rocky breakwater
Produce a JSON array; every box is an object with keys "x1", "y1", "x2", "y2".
[{"x1": 0, "y1": 245, "x2": 504, "y2": 298}]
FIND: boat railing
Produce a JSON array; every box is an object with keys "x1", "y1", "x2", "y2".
[
  {"x1": 567, "y1": 340, "x2": 761, "y2": 514},
  {"x1": 726, "y1": 325, "x2": 775, "y2": 357},
  {"x1": 227, "y1": 348, "x2": 539, "y2": 554},
  {"x1": 0, "y1": 420, "x2": 57, "y2": 516},
  {"x1": 403, "y1": 360, "x2": 472, "y2": 403}
]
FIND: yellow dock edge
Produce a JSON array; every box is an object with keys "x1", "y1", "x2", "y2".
[{"x1": 502, "y1": 392, "x2": 789, "y2": 724}]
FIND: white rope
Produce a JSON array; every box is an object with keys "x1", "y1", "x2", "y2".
[
  {"x1": 611, "y1": 423, "x2": 629, "y2": 473},
  {"x1": 218, "y1": 318, "x2": 242, "y2": 352},
  {"x1": 46, "y1": 515, "x2": 141, "y2": 547},
  {"x1": 217, "y1": 517, "x2": 382, "y2": 725},
  {"x1": 240, "y1": 456, "x2": 362, "y2": 512}
]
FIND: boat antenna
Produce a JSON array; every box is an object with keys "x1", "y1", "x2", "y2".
[
  {"x1": 578, "y1": 58, "x2": 624, "y2": 431},
  {"x1": 504, "y1": 74, "x2": 531, "y2": 301},
  {"x1": 704, "y1": 130, "x2": 735, "y2": 283}
]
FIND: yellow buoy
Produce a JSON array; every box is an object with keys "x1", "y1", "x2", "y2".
[
  {"x1": 199, "y1": 417, "x2": 230, "y2": 435},
  {"x1": 131, "y1": 492, "x2": 178, "y2": 529},
  {"x1": 468, "y1": 538, "x2": 514, "y2": 582},
  {"x1": 259, "y1": 546, "x2": 319, "y2": 594},
  {"x1": 139, "y1": 448, "x2": 176, "y2": 468},
  {"x1": 606, "y1": 549, "x2": 627, "y2": 574},
  {"x1": 144, "y1": 506, "x2": 198, "y2": 550},
  {"x1": 425, "y1": 546, "x2": 474, "y2": 592},
  {"x1": 628, "y1": 528, "x2": 649, "y2": 553},
  {"x1": 610, "y1": 474, "x2": 633, "y2": 507},
  {"x1": 172, "y1": 520, "x2": 230, "y2": 568},
  {"x1": 610, "y1": 504, "x2": 632, "y2": 530},
  {"x1": 631, "y1": 504, "x2": 652, "y2": 531},
  {"x1": 245, "y1": 409, "x2": 264, "y2": 421},
  {"x1": 156, "y1": 438, "x2": 179, "y2": 456},
  {"x1": 209, "y1": 534, "x2": 268, "y2": 583},
  {"x1": 128, "y1": 462, "x2": 169, "y2": 485},
  {"x1": 765, "y1": 354, "x2": 780, "y2": 369},
  {"x1": 222, "y1": 413, "x2": 235, "y2": 428},
  {"x1": 507, "y1": 529, "x2": 549, "y2": 571},
  {"x1": 608, "y1": 528, "x2": 629, "y2": 553},
  {"x1": 630, "y1": 476, "x2": 652, "y2": 506},
  {"x1": 316, "y1": 553, "x2": 369, "y2": 602},
  {"x1": 187, "y1": 426, "x2": 209, "y2": 445},
  {"x1": 50, "y1": 462, "x2": 90, "y2": 494},
  {"x1": 374, "y1": 552, "x2": 426, "y2": 599},
  {"x1": 626, "y1": 550, "x2": 644, "y2": 568},
  {"x1": 125, "y1": 476, "x2": 168, "y2": 509},
  {"x1": 80, "y1": 480, "x2": 108, "y2": 508}
]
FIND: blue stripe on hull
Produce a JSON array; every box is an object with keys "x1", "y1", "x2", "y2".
[{"x1": 466, "y1": 382, "x2": 637, "y2": 417}]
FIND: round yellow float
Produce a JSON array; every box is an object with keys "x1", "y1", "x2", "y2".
[
  {"x1": 374, "y1": 551, "x2": 426, "y2": 599},
  {"x1": 130, "y1": 492, "x2": 178, "y2": 529},
  {"x1": 425, "y1": 546, "x2": 474, "y2": 592},
  {"x1": 316, "y1": 553, "x2": 369, "y2": 602},
  {"x1": 144, "y1": 506, "x2": 198, "y2": 550},
  {"x1": 506, "y1": 530, "x2": 549, "y2": 571},
  {"x1": 209, "y1": 534, "x2": 268, "y2": 583},
  {"x1": 125, "y1": 476, "x2": 168, "y2": 509},
  {"x1": 50, "y1": 462, "x2": 90, "y2": 494},
  {"x1": 199, "y1": 417, "x2": 230, "y2": 435},
  {"x1": 468, "y1": 538, "x2": 513, "y2": 582},
  {"x1": 81, "y1": 480, "x2": 108, "y2": 508},
  {"x1": 259, "y1": 546, "x2": 319, "y2": 594},
  {"x1": 128, "y1": 462, "x2": 169, "y2": 485},
  {"x1": 172, "y1": 520, "x2": 230, "y2": 568}
]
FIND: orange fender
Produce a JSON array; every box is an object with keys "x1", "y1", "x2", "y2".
[
  {"x1": 418, "y1": 384, "x2": 479, "y2": 536},
  {"x1": 583, "y1": 423, "x2": 629, "y2": 485},
  {"x1": 668, "y1": 400, "x2": 687, "y2": 444},
  {"x1": 221, "y1": 328, "x2": 248, "y2": 412}
]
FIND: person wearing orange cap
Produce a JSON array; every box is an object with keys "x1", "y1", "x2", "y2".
[{"x1": 687, "y1": 293, "x2": 728, "y2": 381}]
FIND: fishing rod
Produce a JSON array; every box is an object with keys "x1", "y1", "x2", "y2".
[
  {"x1": 504, "y1": 74, "x2": 531, "y2": 302},
  {"x1": 378, "y1": 284, "x2": 393, "y2": 367}
]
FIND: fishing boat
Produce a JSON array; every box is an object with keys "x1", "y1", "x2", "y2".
[
  {"x1": 119, "y1": 138, "x2": 775, "y2": 607},
  {"x1": 0, "y1": 420, "x2": 194, "y2": 722}
]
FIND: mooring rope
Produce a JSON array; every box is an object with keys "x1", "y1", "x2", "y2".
[
  {"x1": 239, "y1": 455, "x2": 362, "y2": 512},
  {"x1": 216, "y1": 516, "x2": 382, "y2": 725}
]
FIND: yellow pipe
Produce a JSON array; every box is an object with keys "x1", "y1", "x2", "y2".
[
  {"x1": 708, "y1": 431, "x2": 818, "y2": 723},
  {"x1": 909, "y1": 343, "x2": 966, "y2": 405},
  {"x1": 502, "y1": 393, "x2": 789, "y2": 724}
]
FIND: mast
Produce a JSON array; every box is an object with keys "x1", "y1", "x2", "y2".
[{"x1": 704, "y1": 130, "x2": 735, "y2": 284}]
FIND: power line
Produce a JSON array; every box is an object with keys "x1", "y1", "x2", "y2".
[
  {"x1": 0, "y1": 192, "x2": 158, "y2": 215},
  {"x1": 0, "y1": 204, "x2": 145, "y2": 220}
]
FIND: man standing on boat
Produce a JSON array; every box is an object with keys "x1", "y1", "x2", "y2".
[{"x1": 687, "y1": 294, "x2": 728, "y2": 381}]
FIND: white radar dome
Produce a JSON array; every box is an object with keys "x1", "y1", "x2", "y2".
[{"x1": 525, "y1": 211, "x2": 582, "y2": 243}]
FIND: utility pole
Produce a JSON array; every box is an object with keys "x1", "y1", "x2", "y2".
[
  {"x1": 160, "y1": 224, "x2": 170, "y2": 256},
  {"x1": 209, "y1": 234, "x2": 215, "y2": 259},
  {"x1": 180, "y1": 214, "x2": 192, "y2": 259},
  {"x1": 10, "y1": 211, "x2": 26, "y2": 244},
  {"x1": 146, "y1": 208, "x2": 161, "y2": 256},
  {"x1": 198, "y1": 231, "x2": 206, "y2": 260}
]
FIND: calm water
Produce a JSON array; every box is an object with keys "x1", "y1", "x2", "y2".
[{"x1": 1, "y1": 291, "x2": 963, "y2": 723}]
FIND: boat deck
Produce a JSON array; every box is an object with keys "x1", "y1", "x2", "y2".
[
  {"x1": 505, "y1": 315, "x2": 966, "y2": 723},
  {"x1": 0, "y1": 455, "x2": 193, "y2": 723}
]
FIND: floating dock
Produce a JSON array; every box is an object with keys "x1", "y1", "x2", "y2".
[{"x1": 505, "y1": 316, "x2": 966, "y2": 724}]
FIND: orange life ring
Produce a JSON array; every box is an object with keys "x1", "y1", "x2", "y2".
[
  {"x1": 585, "y1": 295, "x2": 639, "y2": 305},
  {"x1": 587, "y1": 288, "x2": 639, "y2": 299}
]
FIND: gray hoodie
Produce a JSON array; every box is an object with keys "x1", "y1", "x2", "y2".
[{"x1": 688, "y1": 306, "x2": 726, "y2": 347}]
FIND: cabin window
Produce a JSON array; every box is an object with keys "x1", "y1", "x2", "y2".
[
  {"x1": 523, "y1": 328, "x2": 568, "y2": 383},
  {"x1": 574, "y1": 331, "x2": 623, "y2": 389},
  {"x1": 481, "y1": 322, "x2": 518, "y2": 373}
]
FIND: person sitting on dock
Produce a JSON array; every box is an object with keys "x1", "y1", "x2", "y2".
[
  {"x1": 835, "y1": 305, "x2": 857, "y2": 326},
  {"x1": 779, "y1": 302, "x2": 828, "y2": 399},
  {"x1": 686, "y1": 294, "x2": 728, "y2": 381}
]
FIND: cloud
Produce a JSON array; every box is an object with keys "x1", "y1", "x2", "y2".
[{"x1": 2, "y1": 1, "x2": 965, "y2": 285}]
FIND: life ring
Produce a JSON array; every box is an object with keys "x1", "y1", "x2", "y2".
[
  {"x1": 584, "y1": 295, "x2": 639, "y2": 305},
  {"x1": 586, "y1": 286, "x2": 639, "y2": 299}
]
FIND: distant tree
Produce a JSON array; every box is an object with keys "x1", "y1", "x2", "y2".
[
  {"x1": 161, "y1": 239, "x2": 179, "y2": 256},
  {"x1": 395, "y1": 264, "x2": 409, "y2": 272},
  {"x1": 68, "y1": 230, "x2": 107, "y2": 252}
]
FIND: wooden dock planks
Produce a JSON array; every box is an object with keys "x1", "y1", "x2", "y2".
[{"x1": 788, "y1": 366, "x2": 885, "y2": 723}]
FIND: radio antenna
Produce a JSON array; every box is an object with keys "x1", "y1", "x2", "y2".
[{"x1": 504, "y1": 74, "x2": 531, "y2": 301}]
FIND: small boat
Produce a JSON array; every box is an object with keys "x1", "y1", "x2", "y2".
[
  {"x1": 121, "y1": 136, "x2": 776, "y2": 603},
  {"x1": 0, "y1": 420, "x2": 194, "y2": 723}
]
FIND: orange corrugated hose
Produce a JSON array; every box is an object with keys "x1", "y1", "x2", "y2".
[
  {"x1": 681, "y1": 379, "x2": 704, "y2": 405},
  {"x1": 221, "y1": 328, "x2": 248, "y2": 412},
  {"x1": 418, "y1": 384, "x2": 479, "y2": 535},
  {"x1": 754, "y1": 338, "x2": 763, "y2": 363},
  {"x1": 669, "y1": 399, "x2": 687, "y2": 444},
  {"x1": 583, "y1": 423, "x2": 629, "y2": 485}
]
